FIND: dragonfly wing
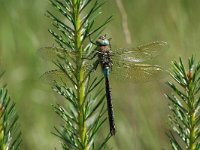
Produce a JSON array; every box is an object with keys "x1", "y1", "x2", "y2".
[
  {"x1": 41, "y1": 62, "x2": 97, "y2": 87},
  {"x1": 38, "y1": 47, "x2": 96, "y2": 71},
  {"x1": 112, "y1": 41, "x2": 168, "y2": 62},
  {"x1": 41, "y1": 69, "x2": 73, "y2": 87},
  {"x1": 38, "y1": 46, "x2": 96, "y2": 61},
  {"x1": 112, "y1": 62, "x2": 164, "y2": 82},
  {"x1": 38, "y1": 47, "x2": 78, "y2": 62}
]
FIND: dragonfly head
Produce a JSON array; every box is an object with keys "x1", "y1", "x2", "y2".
[{"x1": 96, "y1": 35, "x2": 110, "y2": 46}]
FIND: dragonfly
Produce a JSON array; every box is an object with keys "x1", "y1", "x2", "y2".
[{"x1": 39, "y1": 35, "x2": 168, "y2": 136}]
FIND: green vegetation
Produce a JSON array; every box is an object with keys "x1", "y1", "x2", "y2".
[
  {"x1": 166, "y1": 56, "x2": 200, "y2": 150},
  {"x1": 0, "y1": 72, "x2": 22, "y2": 150},
  {"x1": 1, "y1": 0, "x2": 200, "y2": 149},
  {"x1": 42, "y1": 0, "x2": 112, "y2": 149}
]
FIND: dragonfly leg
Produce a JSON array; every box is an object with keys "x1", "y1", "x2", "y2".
[
  {"x1": 87, "y1": 52, "x2": 97, "y2": 60},
  {"x1": 89, "y1": 35, "x2": 96, "y2": 45},
  {"x1": 108, "y1": 38, "x2": 112, "y2": 49},
  {"x1": 92, "y1": 60, "x2": 99, "y2": 70}
]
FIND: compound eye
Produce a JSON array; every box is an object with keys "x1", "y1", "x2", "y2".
[
  {"x1": 96, "y1": 39, "x2": 109, "y2": 46},
  {"x1": 102, "y1": 40, "x2": 109, "y2": 46}
]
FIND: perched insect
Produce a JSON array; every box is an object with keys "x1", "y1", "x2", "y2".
[{"x1": 39, "y1": 35, "x2": 168, "y2": 136}]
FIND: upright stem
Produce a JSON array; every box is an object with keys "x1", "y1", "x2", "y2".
[
  {"x1": 188, "y1": 82, "x2": 195, "y2": 150},
  {"x1": 73, "y1": 0, "x2": 88, "y2": 149}
]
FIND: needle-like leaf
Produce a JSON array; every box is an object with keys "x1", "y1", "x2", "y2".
[
  {"x1": 166, "y1": 56, "x2": 200, "y2": 149},
  {"x1": 42, "y1": 0, "x2": 112, "y2": 149}
]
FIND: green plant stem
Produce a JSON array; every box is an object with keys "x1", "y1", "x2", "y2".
[
  {"x1": 46, "y1": 0, "x2": 112, "y2": 148},
  {"x1": 73, "y1": 0, "x2": 88, "y2": 149},
  {"x1": 188, "y1": 83, "x2": 195, "y2": 150}
]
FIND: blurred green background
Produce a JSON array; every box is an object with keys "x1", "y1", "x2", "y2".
[{"x1": 1, "y1": 0, "x2": 200, "y2": 149}]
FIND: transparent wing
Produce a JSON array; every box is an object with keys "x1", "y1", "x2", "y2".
[
  {"x1": 112, "y1": 41, "x2": 168, "y2": 63},
  {"x1": 111, "y1": 62, "x2": 164, "y2": 82},
  {"x1": 38, "y1": 46, "x2": 96, "y2": 72},
  {"x1": 38, "y1": 47, "x2": 78, "y2": 62},
  {"x1": 41, "y1": 69, "x2": 73, "y2": 87},
  {"x1": 38, "y1": 46, "x2": 95, "y2": 61}
]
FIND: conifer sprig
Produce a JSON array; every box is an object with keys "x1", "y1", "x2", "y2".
[
  {"x1": 0, "y1": 73, "x2": 22, "y2": 150},
  {"x1": 42, "y1": 0, "x2": 112, "y2": 149},
  {"x1": 166, "y1": 56, "x2": 200, "y2": 150}
]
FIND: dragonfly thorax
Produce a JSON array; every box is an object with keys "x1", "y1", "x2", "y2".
[
  {"x1": 95, "y1": 36, "x2": 113, "y2": 74},
  {"x1": 98, "y1": 50, "x2": 112, "y2": 74}
]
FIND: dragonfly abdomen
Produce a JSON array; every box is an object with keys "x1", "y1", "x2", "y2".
[
  {"x1": 102, "y1": 67, "x2": 110, "y2": 77},
  {"x1": 105, "y1": 76, "x2": 115, "y2": 135}
]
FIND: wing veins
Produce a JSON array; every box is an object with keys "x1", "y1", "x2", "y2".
[{"x1": 112, "y1": 41, "x2": 168, "y2": 62}]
